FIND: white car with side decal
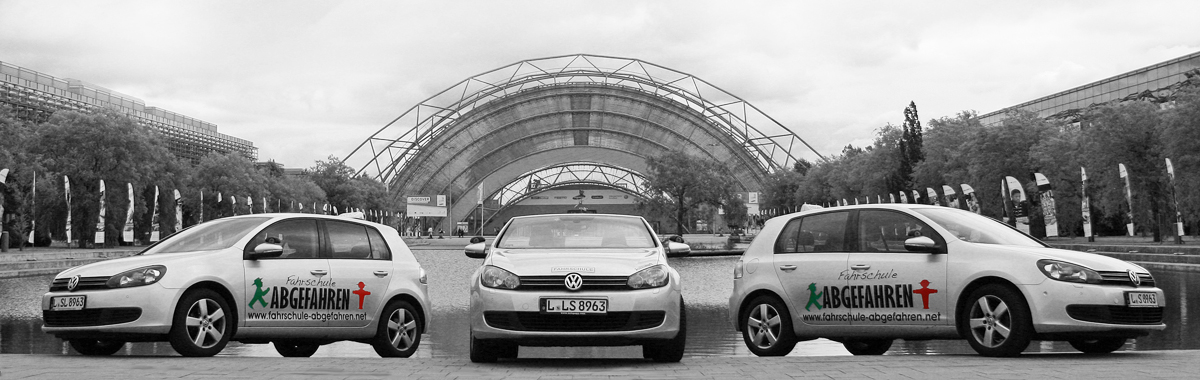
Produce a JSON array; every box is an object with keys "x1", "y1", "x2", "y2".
[
  {"x1": 728, "y1": 204, "x2": 1166, "y2": 357},
  {"x1": 41, "y1": 213, "x2": 429, "y2": 358}
]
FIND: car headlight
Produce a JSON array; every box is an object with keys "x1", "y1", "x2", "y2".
[
  {"x1": 480, "y1": 265, "x2": 519, "y2": 289},
  {"x1": 628, "y1": 265, "x2": 669, "y2": 289},
  {"x1": 106, "y1": 265, "x2": 167, "y2": 288},
  {"x1": 1037, "y1": 259, "x2": 1101, "y2": 284}
]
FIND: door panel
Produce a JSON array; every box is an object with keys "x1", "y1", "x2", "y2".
[
  {"x1": 848, "y1": 210, "x2": 949, "y2": 326},
  {"x1": 773, "y1": 212, "x2": 852, "y2": 326},
  {"x1": 242, "y1": 219, "x2": 331, "y2": 328},
  {"x1": 324, "y1": 220, "x2": 393, "y2": 328}
]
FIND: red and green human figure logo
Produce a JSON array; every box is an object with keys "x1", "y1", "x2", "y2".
[
  {"x1": 805, "y1": 282, "x2": 823, "y2": 311},
  {"x1": 352, "y1": 282, "x2": 371, "y2": 310},
  {"x1": 249, "y1": 277, "x2": 269, "y2": 309},
  {"x1": 912, "y1": 279, "x2": 938, "y2": 309}
]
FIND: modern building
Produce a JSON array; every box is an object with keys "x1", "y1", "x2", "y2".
[
  {"x1": 0, "y1": 60, "x2": 256, "y2": 162},
  {"x1": 980, "y1": 51, "x2": 1200, "y2": 126}
]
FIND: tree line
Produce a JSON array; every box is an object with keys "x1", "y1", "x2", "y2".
[
  {"x1": 759, "y1": 86, "x2": 1200, "y2": 242},
  {"x1": 0, "y1": 106, "x2": 393, "y2": 248}
]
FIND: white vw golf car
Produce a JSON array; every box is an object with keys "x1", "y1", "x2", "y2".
[
  {"x1": 729, "y1": 204, "x2": 1166, "y2": 357},
  {"x1": 465, "y1": 214, "x2": 689, "y2": 362},
  {"x1": 42, "y1": 213, "x2": 429, "y2": 358}
]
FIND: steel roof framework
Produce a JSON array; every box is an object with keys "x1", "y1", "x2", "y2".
[{"x1": 344, "y1": 54, "x2": 825, "y2": 185}]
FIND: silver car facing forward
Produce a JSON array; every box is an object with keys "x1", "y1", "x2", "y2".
[{"x1": 465, "y1": 214, "x2": 689, "y2": 362}]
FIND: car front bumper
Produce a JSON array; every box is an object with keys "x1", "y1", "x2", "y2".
[
  {"x1": 41, "y1": 283, "x2": 181, "y2": 339},
  {"x1": 470, "y1": 285, "x2": 682, "y2": 345},
  {"x1": 1023, "y1": 279, "x2": 1166, "y2": 336}
]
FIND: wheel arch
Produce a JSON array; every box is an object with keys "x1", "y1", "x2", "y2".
[
  {"x1": 736, "y1": 288, "x2": 789, "y2": 332},
  {"x1": 386, "y1": 293, "x2": 428, "y2": 334},
  {"x1": 953, "y1": 276, "x2": 1025, "y2": 337},
  {"x1": 181, "y1": 280, "x2": 240, "y2": 337}
]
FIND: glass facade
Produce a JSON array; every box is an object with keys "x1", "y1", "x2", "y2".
[
  {"x1": 0, "y1": 60, "x2": 256, "y2": 162},
  {"x1": 980, "y1": 51, "x2": 1200, "y2": 126}
]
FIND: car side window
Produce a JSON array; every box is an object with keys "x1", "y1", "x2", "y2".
[
  {"x1": 327, "y1": 220, "x2": 385, "y2": 260},
  {"x1": 858, "y1": 210, "x2": 938, "y2": 253},
  {"x1": 366, "y1": 226, "x2": 392, "y2": 261},
  {"x1": 774, "y1": 212, "x2": 849, "y2": 253},
  {"x1": 247, "y1": 219, "x2": 319, "y2": 259}
]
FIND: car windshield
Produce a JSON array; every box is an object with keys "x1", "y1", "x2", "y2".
[
  {"x1": 914, "y1": 208, "x2": 1045, "y2": 247},
  {"x1": 142, "y1": 217, "x2": 271, "y2": 255},
  {"x1": 496, "y1": 215, "x2": 656, "y2": 249}
]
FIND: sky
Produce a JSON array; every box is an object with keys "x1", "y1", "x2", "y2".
[{"x1": 2, "y1": 0, "x2": 1199, "y2": 169}]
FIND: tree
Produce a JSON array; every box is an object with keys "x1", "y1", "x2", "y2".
[
  {"x1": 1080, "y1": 102, "x2": 1169, "y2": 241},
  {"x1": 30, "y1": 109, "x2": 179, "y2": 246},
  {"x1": 640, "y1": 150, "x2": 736, "y2": 235},
  {"x1": 1160, "y1": 86, "x2": 1200, "y2": 235},
  {"x1": 897, "y1": 101, "x2": 925, "y2": 189}
]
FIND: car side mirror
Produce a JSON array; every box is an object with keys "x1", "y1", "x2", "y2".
[
  {"x1": 666, "y1": 242, "x2": 691, "y2": 257},
  {"x1": 464, "y1": 242, "x2": 488, "y2": 259},
  {"x1": 904, "y1": 236, "x2": 942, "y2": 254},
  {"x1": 248, "y1": 242, "x2": 284, "y2": 260}
]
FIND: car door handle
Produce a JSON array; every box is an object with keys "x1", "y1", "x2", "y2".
[
  {"x1": 311, "y1": 270, "x2": 328, "y2": 276},
  {"x1": 779, "y1": 265, "x2": 797, "y2": 272},
  {"x1": 373, "y1": 271, "x2": 390, "y2": 277},
  {"x1": 851, "y1": 264, "x2": 871, "y2": 271}
]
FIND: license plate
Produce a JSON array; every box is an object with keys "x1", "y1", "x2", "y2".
[
  {"x1": 51, "y1": 295, "x2": 86, "y2": 311},
  {"x1": 1126, "y1": 292, "x2": 1159, "y2": 308},
  {"x1": 541, "y1": 298, "x2": 607, "y2": 314}
]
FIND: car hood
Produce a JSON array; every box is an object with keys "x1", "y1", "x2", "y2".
[
  {"x1": 977, "y1": 243, "x2": 1147, "y2": 272},
  {"x1": 54, "y1": 250, "x2": 222, "y2": 278},
  {"x1": 487, "y1": 248, "x2": 663, "y2": 276}
]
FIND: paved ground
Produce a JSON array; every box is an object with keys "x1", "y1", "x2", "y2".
[{"x1": 2, "y1": 350, "x2": 1198, "y2": 379}]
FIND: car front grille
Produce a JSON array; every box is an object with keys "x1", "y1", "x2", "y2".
[
  {"x1": 49, "y1": 276, "x2": 110, "y2": 292},
  {"x1": 1066, "y1": 305, "x2": 1164, "y2": 325},
  {"x1": 484, "y1": 311, "x2": 665, "y2": 332},
  {"x1": 516, "y1": 275, "x2": 631, "y2": 291},
  {"x1": 43, "y1": 308, "x2": 142, "y2": 327},
  {"x1": 1095, "y1": 271, "x2": 1155, "y2": 287}
]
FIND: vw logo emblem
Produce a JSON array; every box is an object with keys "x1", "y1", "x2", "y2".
[
  {"x1": 67, "y1": 275, "x2": 81, "y2": 291},
  {"x1": 564, "y1": 273, "x2": 584, "y2": 291},
  {"x1": 1128, "y1": 270, "x2": 1141, "y2": 286}
]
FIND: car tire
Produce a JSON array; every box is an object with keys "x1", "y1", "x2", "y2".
[
  {"x1": 68, "y1": 339, "x2": 125, "y2": 356},
  {"x1": 740, "y1": 295, "x2": 798, "y2": 356},
  {"x1": 168, "y1": 288, "x2": 232, "y2": 357},
  {"x1": 961, "y1": 284, "x2": 1033, "y2": 357},
  {"x1": 1068, "y1": 337, "x2": 1126, "y2": 354},
  {"x1": 842, "y1": 339, "x2": 892, "y2": 355},
  {"x1": 371, "y1": 300, "x2": 422, "y2": 358},
  {"x1": 469, "y1": 332, "x2": 499, "y2": 363},
  {"x1": 643, "y1": 297, "x2": 687, "y2": 362},
  {"x1": 273, "y1": 341, "x2": 321, "y2": 357}
]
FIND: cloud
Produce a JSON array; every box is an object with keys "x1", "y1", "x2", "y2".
[{"x1": 3, "y1": 0, "x2": 1200, "y2": 172}]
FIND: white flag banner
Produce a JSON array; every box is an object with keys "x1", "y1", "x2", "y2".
[
  {"x1": 199, "y1": 190, "x2": 204, "y2": 223},
  {"x1": 926, "y1": 187, "x2": 939, "y2": 206},
  {"x1": 1034, "y1": 173, "x2": 1058, "y2": 237},
  {"x1": 899, "y1": 192, "x2": 908, "y2": 204},
  {"x1": 961, "y1": 184, "x2": 980, "y2": 214},
  {"x1": 1167, "y1": 158, "x2": 1184, "y2": 237},
  {"x1": 231, "y1": 195, "x2": 237, "y2": 215},
  {"x1": 29, "y1": 174, "x2": 37, "y2": 244},
  {"x1": 95, "y1": 179, "x2": 106, "y2": 245},
  {"x1": 174, "y1": 189, "x2": 182, "y2": 232},
  {"x1": 1081, "y1": 167, "x2": 1093, "y2": 238},
  {"x1": 246, "y1": 196, "x2": 253, "y2": 214},
  {"x1": 123, "y1": 183, "x2": 135, "y2": 243},
  {"x1": 1003, "y1": 176, "x2": 1029, "y2": 234},
  {"x1": 911, "y1": 190, "x2": 921, "y2": 205},
  {"x1": 942, "y1": 185, "x2": 959, "y2": 209},
  {"x1": 1119, "y1": 163, "x2": 1134, "y2": 236},
  {"x1": 150, "y1": 186, "x2": 160, "y2": 242},
  {"x1": 64, "y1": 175, "x2": 72, "y2": 244}
]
